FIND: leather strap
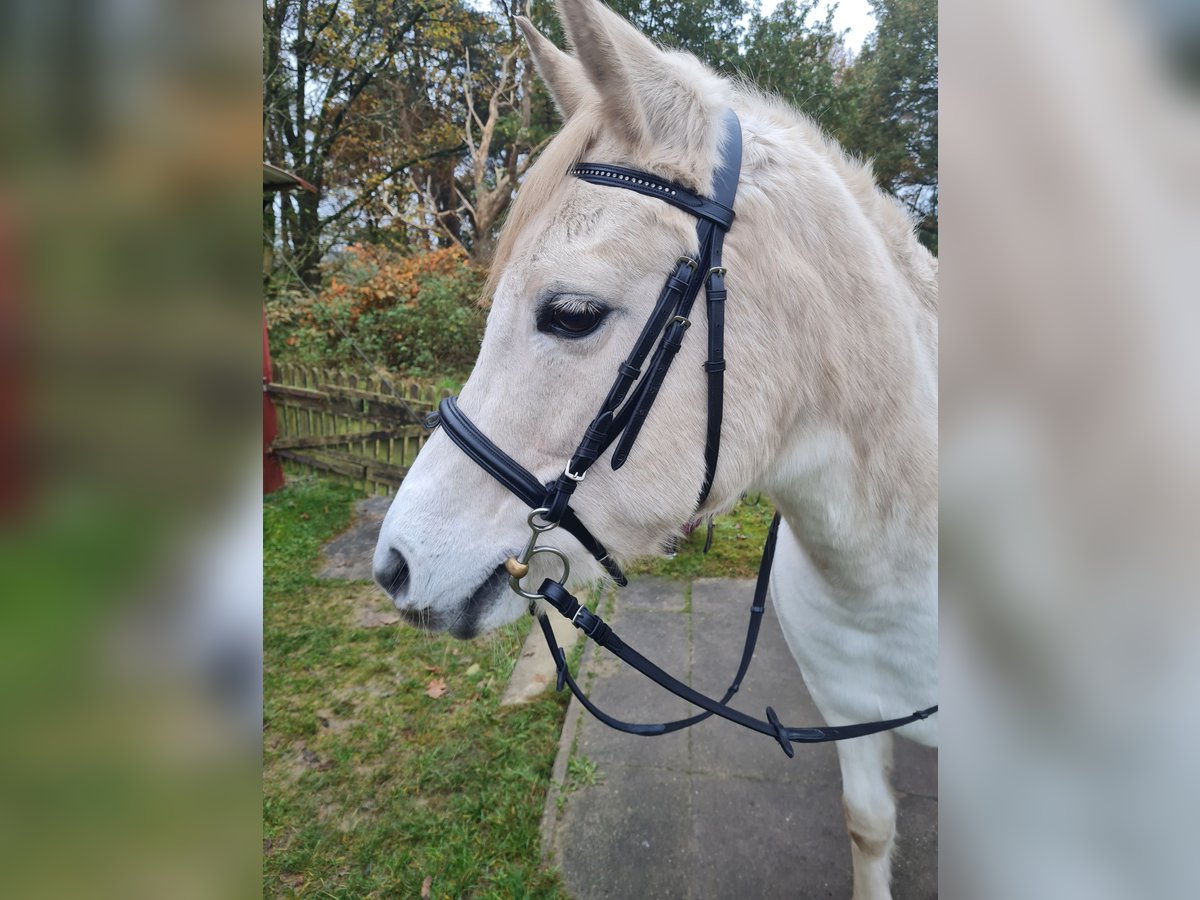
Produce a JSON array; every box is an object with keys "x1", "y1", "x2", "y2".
[
  {"x1": 611, "y1": 255, "x2": 708, "y2": 469},
  {"x1": 573, "y1": 108, "x2": 743, "y2": 489},
  {"x1": 562, "y1": 257, "x2": 697, "y2": 482},
  {"x1": 697, "y1": 265, "x2": 726, "y2": 506},
  {"x1": 571, "y1": 164, "x2": 735, "y2": 230},
  {"x1": 437, "y1": 397, "x2": 627, "y2": 585},
  {"x1": 536, "y1": 511, "x2": 939, "y2": 755},
  {"x1": 696, "y1": 111, "x2": 740, "y2": 506}
]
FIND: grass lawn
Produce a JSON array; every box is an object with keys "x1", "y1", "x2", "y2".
[
  {"x1": 263, "y1": 479, "x2": 571, "y2": 898},
  {"x1": 263, "y1": 479, "x2": 775, "y2": 897},
  {"x1": 626, "y1": 494, "x2": 777, "y2": 579}
]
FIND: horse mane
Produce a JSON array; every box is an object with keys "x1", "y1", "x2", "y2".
[
  {"x1": 484, "y1": 111, "x2": 601, "y2": 302},
  {"x1": 731, "y1": 81, "x2": 938, "y2": 316}
]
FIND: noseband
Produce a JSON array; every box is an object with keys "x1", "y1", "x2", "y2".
[{"x1": 429, "y1": 110, "x2": 936, "y2": 755}]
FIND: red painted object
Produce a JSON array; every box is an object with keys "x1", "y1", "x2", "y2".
[
  {"x1": 0, "y1": 201, "x2": 28, "y2": 520},
  {"x1": 262, "y1": 311, "x2": 285, "y2": 494}
]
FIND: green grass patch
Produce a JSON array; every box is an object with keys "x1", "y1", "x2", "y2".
[
  {"x1": 625, "y1": 495, "x2": 776, "y2": 579},
  {"x1": 264, "y1": 478, "x2": 570, "y2": 898},
  {"x1": 565, "y1": 755, "x2": 601, "y2": 790}
]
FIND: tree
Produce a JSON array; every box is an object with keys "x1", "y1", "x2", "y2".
[
  {"x1": 263, "y1": 0, "x2": 493, "y2": 284},
  {"x1": 842, "y1": 0, "x2": 938, "y2": 250},
  {"x1": 409, "y1": 11, "x2": 552, "y2": 266},
  {"x1": 742, "y1": 0, "x2": 852, "y2": 135}
]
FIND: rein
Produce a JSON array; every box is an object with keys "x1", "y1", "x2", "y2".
[{"x1": 429, "y1": 109, "x2": 937, "y2": 755}]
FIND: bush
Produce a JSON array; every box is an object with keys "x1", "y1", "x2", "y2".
[{"x1": 268, "y1": 245, "x2": 485, "y2": 378}]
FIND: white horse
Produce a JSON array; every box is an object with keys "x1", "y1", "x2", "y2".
[{"x1": 374, "y1": 2, "x2": 937, "y2": 896}]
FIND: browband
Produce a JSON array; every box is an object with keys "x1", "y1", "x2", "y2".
[{"x1": 571, "y1": 163, "x2": 735, "y2": 230}]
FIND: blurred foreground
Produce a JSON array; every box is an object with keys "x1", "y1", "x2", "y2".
[
  {"x1": 0, "y1": 0, "x2": 262, "y2": 896},
  {"x1": 941, "y1": 0, "x2": 1200, "y2": 896}
]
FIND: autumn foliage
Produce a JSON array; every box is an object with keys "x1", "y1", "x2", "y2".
[{"x1": 268, "y1": 246, "x2": 485, "y2": 377}]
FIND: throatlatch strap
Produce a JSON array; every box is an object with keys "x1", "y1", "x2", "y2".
[{"x1": 536, "y1": 511, "x2": 938, "y2": 756}]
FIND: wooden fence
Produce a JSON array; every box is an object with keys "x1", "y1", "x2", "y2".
[{"x1": 266, "y1": 364, "x2": 450, "y2": 494}]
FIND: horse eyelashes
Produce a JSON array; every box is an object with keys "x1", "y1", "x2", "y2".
[{"x1": 537, "y1": 296, "x2": 610, "y2": 339}]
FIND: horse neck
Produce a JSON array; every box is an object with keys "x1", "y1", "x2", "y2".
[
  {"x1": 760, "y1": 410, "x2": 936, "y2": 602},
  {"x1": 735, "y1": 109, "x2": 938, "y2": 597}
]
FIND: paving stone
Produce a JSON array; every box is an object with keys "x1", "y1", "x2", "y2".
[
  {"x1": 893, "y1": 793, "x2": 939, "y2": 899},
  {"x1": 557, "y1": 765, "x2": 693, "y2": 900},
  {"x1": 691, "y1": 583, "x2": 824, "y2": 783},
  {"x1": 894, "y1": 736, "x2": 939, "y2": 799},
  {"x1": 617, "y1": 577, "x2": 689, "y2": 613},
  {"x1": 546, "y1": 577, "x2": 939, "y2": 898},
  {"x1": 688, "y1": 774, "x2": 852, "y2": 899},
  {"x1": 576, "y1": 607, "x2": 693, "y2": 770}
]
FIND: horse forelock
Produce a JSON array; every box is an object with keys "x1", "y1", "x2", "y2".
[{"x1": 484, "y1": 112, "x2": 600, "y2": 303}]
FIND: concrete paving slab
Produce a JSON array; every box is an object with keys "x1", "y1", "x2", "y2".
[
  {"x1": 545, "y1": 577, "x2": 938, "y2": 899},
  {"x1": 691, "y1": 580, "x2": 829, "y2": 784},
  {"x1": 893, "y1": 794, "x2": 939, "y2": 899},
  {"x1": 558, "y1": 764, "x2": 693, "y2": 900},
  {"x1": 618, "y1": 577, "x2": 690, "y2": 613},
  {"x1": 689, "y1": 774, "x2": 851, "y2": 899},
  {"x1": 576, "y1": 606, "x2": 693, "y2": 770}
]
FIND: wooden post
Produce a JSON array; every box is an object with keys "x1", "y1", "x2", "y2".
[{"x1": 262, "y1": 312, "x2": 285, "y2": 493}]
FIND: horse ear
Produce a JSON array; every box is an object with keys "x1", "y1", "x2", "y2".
[
  {"x1": 555, "y1": 0, "x2": 708, "y2": 153},
  {"x1": 515, "y1": 17, "x2": 591, "y2": 120}
]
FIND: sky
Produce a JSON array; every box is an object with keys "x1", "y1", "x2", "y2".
[{"x1": 760, "y1": 0, "x2": 878, "y2": 51}]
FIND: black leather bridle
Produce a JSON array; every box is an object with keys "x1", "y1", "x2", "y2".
[{"x1": 428, "y1": 109, "x2": 937, "y2": 756}]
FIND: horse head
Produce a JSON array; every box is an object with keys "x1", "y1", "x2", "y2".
[
  {"x1": 373, "y1": 0, "x2": 935, "y2": 638},
  {"x1": 373, "y1": 1, "x2": 750, "y2": 635}
]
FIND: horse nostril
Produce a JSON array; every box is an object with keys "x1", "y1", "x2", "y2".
[{"x1": 374, "y1": 548, "x2": 410, "y2": 597}]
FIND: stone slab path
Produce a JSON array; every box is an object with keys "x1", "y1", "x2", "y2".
[
  {"x1": 541, "y1": 577, "x2": 937, "y2": 899},
  {"x1": 316, "y1": 498, "x2": 938, "y2": 896}
]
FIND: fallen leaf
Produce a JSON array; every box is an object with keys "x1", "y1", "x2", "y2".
[
  {"x1": 465, "y1": 663, "x2": 481, "y2": 676},
  {"x1": 421, "y1": 875, "x2": 433, "y2": 898},
  {"x1": 425, "y1": 678, "x2": 447, "y2": 699}
]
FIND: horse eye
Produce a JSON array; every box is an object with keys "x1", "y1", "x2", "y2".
[{"x1": 540, "y1": 303, "x2": 607, "y2": 338}]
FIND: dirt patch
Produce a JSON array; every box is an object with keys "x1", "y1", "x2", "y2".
[
  {"x1": 356, "y1": 606, "x2": 400, "y2": 627},
  {"x1": 317, "y1": 494, "x2": 393, "y2": 581},
  {"x1": 285, "y1": 741, "x2": 334, "y2": 783},
  {"x1": 335, "y1": 581, "x2": 404, "y2": 629}
]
